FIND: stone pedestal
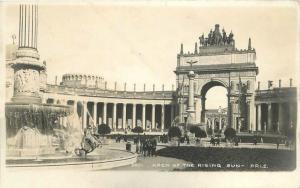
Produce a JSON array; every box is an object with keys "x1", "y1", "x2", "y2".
[{"x1": 12, "y1": 49, "x2": 45, "y2": 103}]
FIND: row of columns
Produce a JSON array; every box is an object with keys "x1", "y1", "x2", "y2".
[
  {"x1": 256, "y1": 102, "x2": 296, "y2": 133},
  {"x1": 77, "y1": 101, "x2": 175, "y2": 131},
  {"x1": 207, "y1": 118, "x2": 226, "y2": 130}
]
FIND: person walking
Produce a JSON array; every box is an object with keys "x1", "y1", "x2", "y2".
[
  {"x1": 136, "y1": 140, "x2": 140, "y2": 154},
  {"x1": 151, "y1": 138, "x2": 157, "y2": 157},
  {"x1": 276, "y1": 139, "x2": 280, "y2": 150},
  {"x1": 253, "y1": 136, "x2": 257, "y2": 145},
  {"x1": 143, "y1": 139, "x2": 148, "y2": 157},
  {"x1": 147, "y1": 140, "x2": 152, "y2": 157}
]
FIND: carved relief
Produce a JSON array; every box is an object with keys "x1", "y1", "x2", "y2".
[{"x1": 14, "y1": 69, "x2": 40, "y2": 95}]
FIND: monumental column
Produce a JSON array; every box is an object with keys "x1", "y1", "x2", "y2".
[
  {"x1": 186, "y1": 71, "x2": 196, "y2": 123},
  {"x1": 12, "y1": 5, "x2": 45, "y2": 103}
]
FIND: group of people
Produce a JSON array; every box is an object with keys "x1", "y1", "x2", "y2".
[
  {"x1": 115, "y1": 135, "x2": 127, "y2": 143},
  {"x1": 210, "y1": 137, "x2": 221, "y2": 146},
  {"x1": 136, "y1": 138, "x2": 157, "y2": 157}
]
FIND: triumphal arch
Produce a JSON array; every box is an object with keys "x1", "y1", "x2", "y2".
[{"x1": 175, "y1": 24, "x2": 259, "y2": 131}]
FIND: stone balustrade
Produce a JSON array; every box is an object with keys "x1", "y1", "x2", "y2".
[{"x1": 46, "y1": 84, "x2": 174, "y2": 100}]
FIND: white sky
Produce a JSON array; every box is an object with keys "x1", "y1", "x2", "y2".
[{"x1": 4, "y1": 2, "x2": 299, "y2": 109}]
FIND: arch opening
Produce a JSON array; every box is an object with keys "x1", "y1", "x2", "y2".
[{"x1": 199, "y1": 81, "x2": 228, "y2": 134}]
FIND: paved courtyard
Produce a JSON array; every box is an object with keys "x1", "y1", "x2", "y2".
[{"x1": 102, "y1": 140, "x2": 294, "y2": 171}]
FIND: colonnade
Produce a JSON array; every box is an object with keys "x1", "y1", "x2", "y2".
[
  {"x1": 255, "y1": 102, "x2": 297, "y2": 133},
  {"x1": 46, "y1": 98, "x2": 176, "y2": 132},
  {"x1": 79, "y1": 102, "x2": 176, "y2": 132},
  {"x1": 206, "y1": 117, "x2": 227, "y2": 130}
]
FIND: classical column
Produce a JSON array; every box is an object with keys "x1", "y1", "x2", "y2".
[
  {"x1": 59, "y1": 116, "x2": 63, "y2": 127},
  {"x1": 257, "y1": 104, "x2": 262, "y2": 131},
  {"x1": 170, "y1": 104, "x2": 174, "y2": 125},
  {"x1": 201, "y1": 97, "x2": 206, "y2": 123},
  {"x1": 142, "y1": 104, "x2": 146, "y2": 130},
  {"x1": 82, "y1": 101, "x2": 87, "y2": 130},
  {"x1": 248, "y1": 96, "x2": 256, "y2": 131},
  {"x1": 232, "y1": 101, "x2": 237, "y2": 130},
  {"x1": 113, "y1": 103, "x2": 117, "y2": 130},
  {"x1": 247, "y1": 101, "x2": 251, "y2": 131},
  {"x1": 278, "y1": 103, "x2": 284, "y2": 133},
  {"x1": 212, "y1": 119, "x2": 215, "y2": 135},
  {"x1": 122, "y1": 103, "x2": 127, "y2": 130},
  {"x1": 93, "y1": 102, "x2": 97, "y2": 126},
  {"x1": 267, "y1": 103, "x2": 272, "y2": 131},
  {"x1": 19, "y1": 5, "x2": 38, "y2": 48},
  {"x1": 289, "y1": 103, "x2": 294, "y2": 125},
  {"x1": 63, "y1": 116, "x2": 67, "y2": 127},
  {"x1": 152, "y1": 104, "x2": 156, "y2": 130},
  {"x1": 132, "y1": 104, "x2": 136, "y2": 128},
  {"x1": 72, "y1": 101, "x2": 78, "y2": 129},
  {"x1": 103, "y1": 102, "x2": 107, "y2": 124},
  {"x1": 161, "y1": 104, "x2": 165, "y2": 131},
  {"x1": 13, "y1": 5, "x2": 44, "y2": 104},
  {"x1": 187, "y1": 71, "x2": 196, "y2": 123}
]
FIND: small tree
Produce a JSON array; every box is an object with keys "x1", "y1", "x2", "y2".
[
  {"x1": 189, "y1": 125, "x2": 197, "y2": 134},
  {"x1": 206, "y1": 127, "x2": 213, "y2": 136},
  {"x1": 132, "y1": 126, "x2": 143, "y2": 135},
  {"x1": 224, "y1": 127, "x2": 236, "y2": 142},
  {"x1": 168, "y1": 126, "x2": 182, "y2": 146},
  {"x1": 132, "y1": 126, "x2": 144, "y2": 141},
  {"x1": 190, "y1": 126, "x2": 207, "y2": 144},
  {"x1": 194, "y1": 128, "x2": 207, "y2": 139},
  {"x1": 97, "y1": 123, "x2": 111, "y2": 137}
]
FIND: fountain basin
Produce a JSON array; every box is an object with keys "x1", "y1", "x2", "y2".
[
  {"x1": 6, "y1": 148, "x2": 138, "y2": 170},
  {"x1": 6, "y1": 102, "x2": 73, "y2": 157}
]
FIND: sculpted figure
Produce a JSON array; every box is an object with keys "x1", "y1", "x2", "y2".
[
  {"x1": 204, "y1": 38, "x2": 208, "y2": 46},
  {"x1": 228, "y1": 31, "x2": 234, "y2": 45},
  {"x1": 222, "y1": 29, "x2": 227, "y2": 45},
  {"x1": 199, "y1": 34, "x2": 205, "y2": 46},
  {"x1": 15, "y1": 70, "x2": 25, "y2": 92},
  {"x1": 213, "y1": 24, "x2": 222, "y2": 45},
  {"x1": 208, "y1": 30, "x2": 213, "y2": 45}
]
